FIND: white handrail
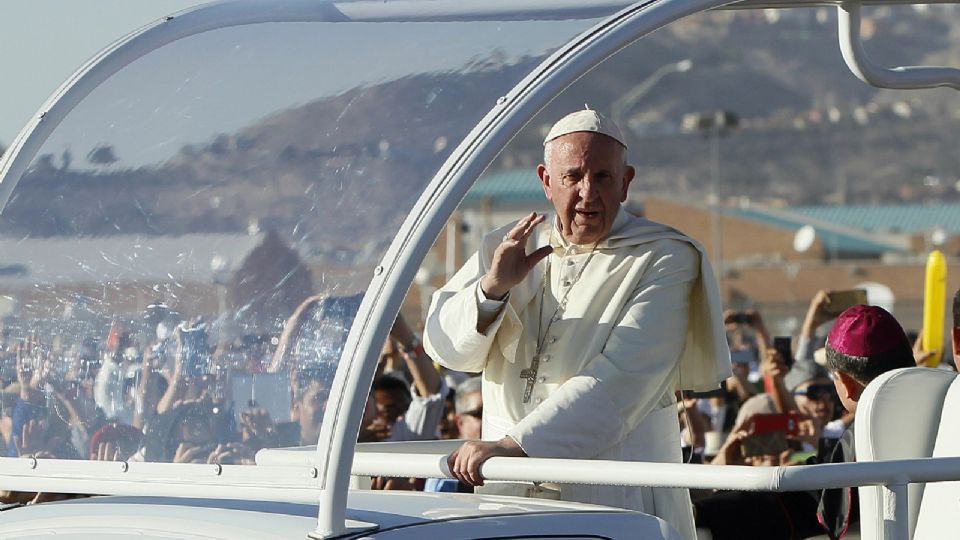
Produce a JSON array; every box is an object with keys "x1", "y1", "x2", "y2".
[
  {"x1": 3, "y1": 452, "x2": 956, "y2": 539},
  {"x1": 7, "y1": 451, "x2": 955, "y2": 498},
  {"x1": 3, "y1": 453, "x2": 955, "y2": 499},
  {"x1": 0, "y1": 457, "x2": 321, "y2": 503},
  {"x1": 351, "y1": 452, "x2": 960, "y2": 492},
  {"x1": 350, "y1": 452, "x2": 960, "y2": 540}
]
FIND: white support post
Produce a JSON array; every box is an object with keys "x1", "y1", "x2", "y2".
[{"x1": 882, "y1": 482, "x2": 909, "y2": 540}]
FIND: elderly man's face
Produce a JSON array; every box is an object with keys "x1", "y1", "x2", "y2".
[{"x1": 538, "y1": 132, "x2": 634, "y2": 245}]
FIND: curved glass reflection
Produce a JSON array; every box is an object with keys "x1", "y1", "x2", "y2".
[{"x1": 0, "y1": 17, "x2": 595, "y2": 464}]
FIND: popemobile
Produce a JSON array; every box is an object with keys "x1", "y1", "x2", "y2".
[{"x1": 1, "y1": 0, "x2": 959, "y2": 538}]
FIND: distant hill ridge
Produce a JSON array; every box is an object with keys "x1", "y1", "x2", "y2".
[{"x1": 3, "y1": 8, "x2": 959, "y2": 241}]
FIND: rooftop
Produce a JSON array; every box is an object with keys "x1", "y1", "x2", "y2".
[
  {"x1": 790, "y1": 203, "x2": 960, "y2": 235},
  {"x1": 464, "y1": 169, "x2": 543, "y2": 205}
]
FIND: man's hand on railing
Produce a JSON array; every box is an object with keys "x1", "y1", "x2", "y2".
[{"x1": 447, "y1": 436, "x2": 527, "y2": 486}]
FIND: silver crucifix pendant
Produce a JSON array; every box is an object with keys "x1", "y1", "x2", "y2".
[{"x1": 520, "y1": 354, "x2": 543, "y2": 404}]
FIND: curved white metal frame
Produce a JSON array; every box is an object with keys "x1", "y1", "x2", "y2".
[
  {"x1": 6, "y1": 0, "x2": 959, "y2": 538},
  {"x1": 317, "y1": 0, "x2": 738, "y2": 535},
  {"x1": 838, "y1": 0, "x2": 960, "y2": 90}
]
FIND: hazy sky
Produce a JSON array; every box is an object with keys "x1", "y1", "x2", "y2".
[
  {"x1": 0, "y1": 0, "x2": 204, "y2": 147},
  {"x1": 0, "y1": 2, "x2": 593, "y2": 168}
]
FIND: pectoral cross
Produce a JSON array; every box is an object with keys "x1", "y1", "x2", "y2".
[{"x1": 520, "y1": 354, "x2": 542, "y2": 404}]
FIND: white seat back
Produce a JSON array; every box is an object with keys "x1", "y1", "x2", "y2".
[
  {"x1": 912, "y1": 372, "x2": 960, "y2": 539},
  {"x1": 855, "y1": 367, "x2": 958, "y2": 540}
]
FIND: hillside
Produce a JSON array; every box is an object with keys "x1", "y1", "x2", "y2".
[{"x1": 3, "y1": 6, "x2": 960, "y2": 247}]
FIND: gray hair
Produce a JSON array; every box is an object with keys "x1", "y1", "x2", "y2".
[{"x1": 454, "y1": 376, "x2": 482, "y2": 414}]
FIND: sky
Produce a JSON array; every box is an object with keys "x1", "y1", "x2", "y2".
[
  {"x1": 0, "y1": 0, "x2": 204, "y2": 147},
  {"x1": 0, "y1": 2, "x2": 593, "y2": 168}
]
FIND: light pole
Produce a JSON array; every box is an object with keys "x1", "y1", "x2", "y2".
[
  {"x1": 612, "y1": 59, "x2": 693, "y2": 136},
  {"x1": 681, "y1": 111, "x2": 739, "y2": 297},
  {"x1": 210, "y1": 255, "x2": 231, "y2": 317}
]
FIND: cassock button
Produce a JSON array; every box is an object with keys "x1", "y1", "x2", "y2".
[
  {"x1": 535, "y1": 397, "x2": 544, "y2": 404},
  {"x1": 552, "y1": 314, "x2": 561, "y2": 321},
  {"x1": 562, "y1": 280, "x2": 571, "y2": 287},
  {"x1": 541, "y1": 354, "x2": 551, "y2": 362},
  {"x1": 538, "y1": 376, "x2": 546, "y2": 383},
  {"x1": 549, "y1": 337, "x2": 557, "y2": 344},
  {"x1": 566, "y1": 260, "x2": 575, "y2": 266}
]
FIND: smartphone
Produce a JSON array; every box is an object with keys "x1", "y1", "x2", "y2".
[
  {"x1": 180, "y1": 326, "x2": 208, "y2": 378},
  {"x1": 751, "y1": 412, "x2": 800, "y2": 436},
  {"x1": 741, "y1": 413, "x2": 800, "y2": 457},
  {"x1": 824, "y1": 289, "x2": 868, "y2": 315},
  {"x1": 773, "y1": 336, "x2": 794, "y2": 369}
]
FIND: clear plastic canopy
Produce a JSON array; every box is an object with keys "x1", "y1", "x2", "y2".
[{"x1": 0, "y1": 14, "x2": 599, "y2": 465}]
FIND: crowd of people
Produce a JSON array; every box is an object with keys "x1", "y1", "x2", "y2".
[
  {"x1": 0, "y1": 296, "x2": 488, "y2": 496},
  {"x1": 686, "y1": 289, "x2": 959, "y2": 539},
  {"x1": 0, "y1": 308, "x2": 279, "y2": 467},
  {"x1": 1, "y1": 108, "x2": 958, "y2": 540},
  {"x1": 0, "y1": 303, "x2": 469, "y2": 445},
  {"x1": 1, "y1": 285, "x2": 955, "y2": 518}
]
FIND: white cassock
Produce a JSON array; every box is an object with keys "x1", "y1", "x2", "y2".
[{"x1": 423, "y1": 208, "x2": 731, "y2": 540}]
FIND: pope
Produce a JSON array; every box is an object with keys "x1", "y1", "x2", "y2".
[{"x1": 423, "y1": 108, "x2": 731, "y2": 539}]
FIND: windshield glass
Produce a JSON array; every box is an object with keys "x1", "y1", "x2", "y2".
[{"x1": 0, "y1": 17, "x2": 596, "y2": 464}]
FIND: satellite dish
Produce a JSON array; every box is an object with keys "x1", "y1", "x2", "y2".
[
  {"x1": 856, "y1": 281, "x2": 895, "y2": 313},
  {"x1": 793, "y1": 225, "x2": 817, "y2": 253}
]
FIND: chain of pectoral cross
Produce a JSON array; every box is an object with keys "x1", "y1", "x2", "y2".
[{"x1": 520, "y1": 237, "x2": 599, "y2": 403}]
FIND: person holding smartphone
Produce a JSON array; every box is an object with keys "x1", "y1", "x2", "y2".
[
  {"x1": 156, "y1": 321, "x2": 211, "y2": 416},
  {"x1": 792, "y1": 289, "x2": 866, "y2": 371}
]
